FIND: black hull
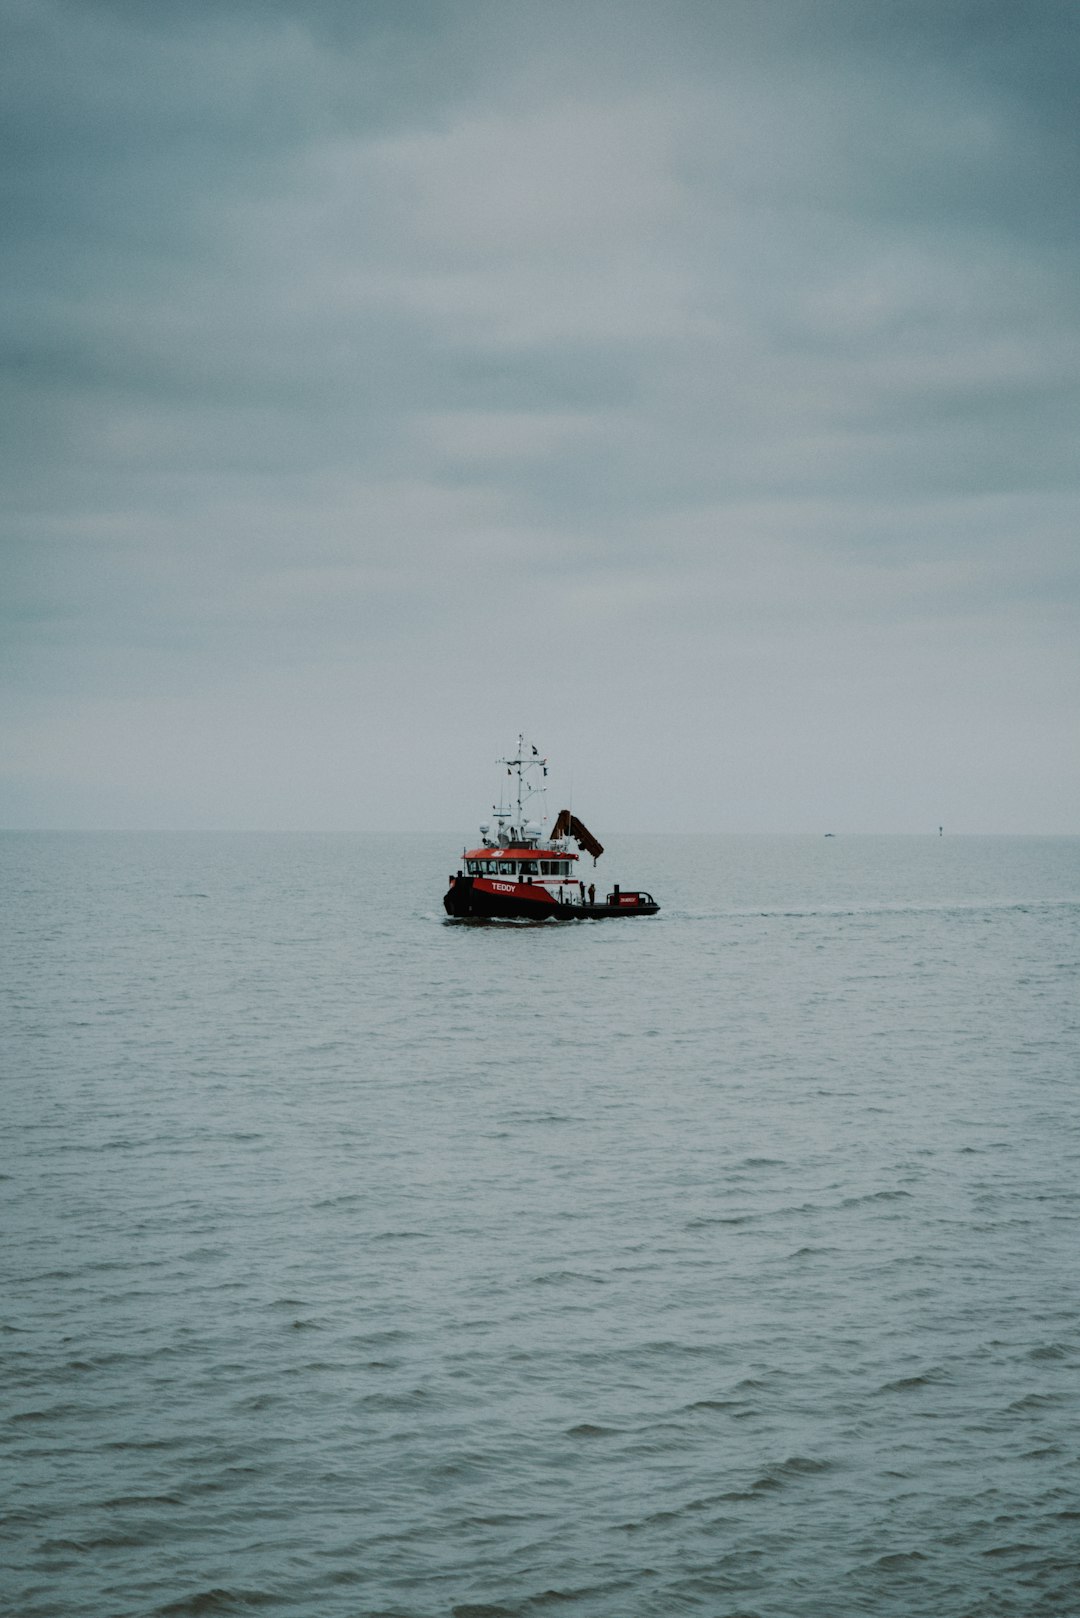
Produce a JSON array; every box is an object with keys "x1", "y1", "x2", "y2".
[{"x1": 444, "y1": 877, "x2": 658, "y2": 921}]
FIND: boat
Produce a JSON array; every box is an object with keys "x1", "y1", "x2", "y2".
[{"x1": 443, "y1": 738, "x2": 660, "y2": 921}]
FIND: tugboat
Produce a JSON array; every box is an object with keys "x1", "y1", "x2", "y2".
[{"x1": 443, "y1": 738, "x2": 659, "y2": 921}]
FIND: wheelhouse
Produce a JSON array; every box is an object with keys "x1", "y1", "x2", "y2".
[{"x1": 462, "y1": 851, "x2": 577, "y2": 879}]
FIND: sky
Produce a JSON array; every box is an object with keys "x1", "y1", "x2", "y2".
[{"x1": 2, "y1": 0, "x2": 1078, "y2": 832}]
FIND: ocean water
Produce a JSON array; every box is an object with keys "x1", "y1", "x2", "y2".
[{"x1": 3, "y1": 831, "x2": 1079, "y2": 1618}]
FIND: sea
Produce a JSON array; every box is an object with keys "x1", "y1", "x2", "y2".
[{"x1": 3, "y1": 831, "x2": 1079, "y2": 1618}]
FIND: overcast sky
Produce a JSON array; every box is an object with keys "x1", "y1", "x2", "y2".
[{"x1": 2, "y1": 0, "x2": 1078, "y2": 831}]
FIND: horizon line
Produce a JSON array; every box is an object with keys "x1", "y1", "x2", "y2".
[{"x1": 2, "y1": 826, "x2": 1078, "y2": 839}]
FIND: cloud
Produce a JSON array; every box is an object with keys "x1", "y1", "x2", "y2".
[{"x1": 2, "y1": 0, "x2": 1078, "y2": 829}]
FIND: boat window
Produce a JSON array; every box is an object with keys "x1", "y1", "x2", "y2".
[{"x1": 521, "y1": 861, "x2": 537, "y2": 876}]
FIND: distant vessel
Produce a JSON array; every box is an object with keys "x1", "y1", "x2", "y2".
[{"x1": 443, "y1": 738, "x2": 659, "y2": 921}]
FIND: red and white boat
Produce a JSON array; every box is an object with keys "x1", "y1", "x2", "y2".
[{"x1": 443, "y1": 738, "x2": 659, "y2": 921}]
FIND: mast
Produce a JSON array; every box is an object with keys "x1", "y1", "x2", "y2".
[{"x1": 495, "y1": 735, "x2": 549, "y2": 845}]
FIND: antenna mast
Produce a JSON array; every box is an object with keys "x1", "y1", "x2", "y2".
[{"x1": 495, "y1": 735, "x2": 549, "y2": 845}]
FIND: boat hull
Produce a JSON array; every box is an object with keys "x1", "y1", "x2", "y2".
[{"x1": 444, "y1": 876, "x2": 659, "y2": 920}]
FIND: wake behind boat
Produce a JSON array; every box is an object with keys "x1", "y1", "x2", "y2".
[{"x1": 443, "y1": 738, "x2": 659, "y2": 921}]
